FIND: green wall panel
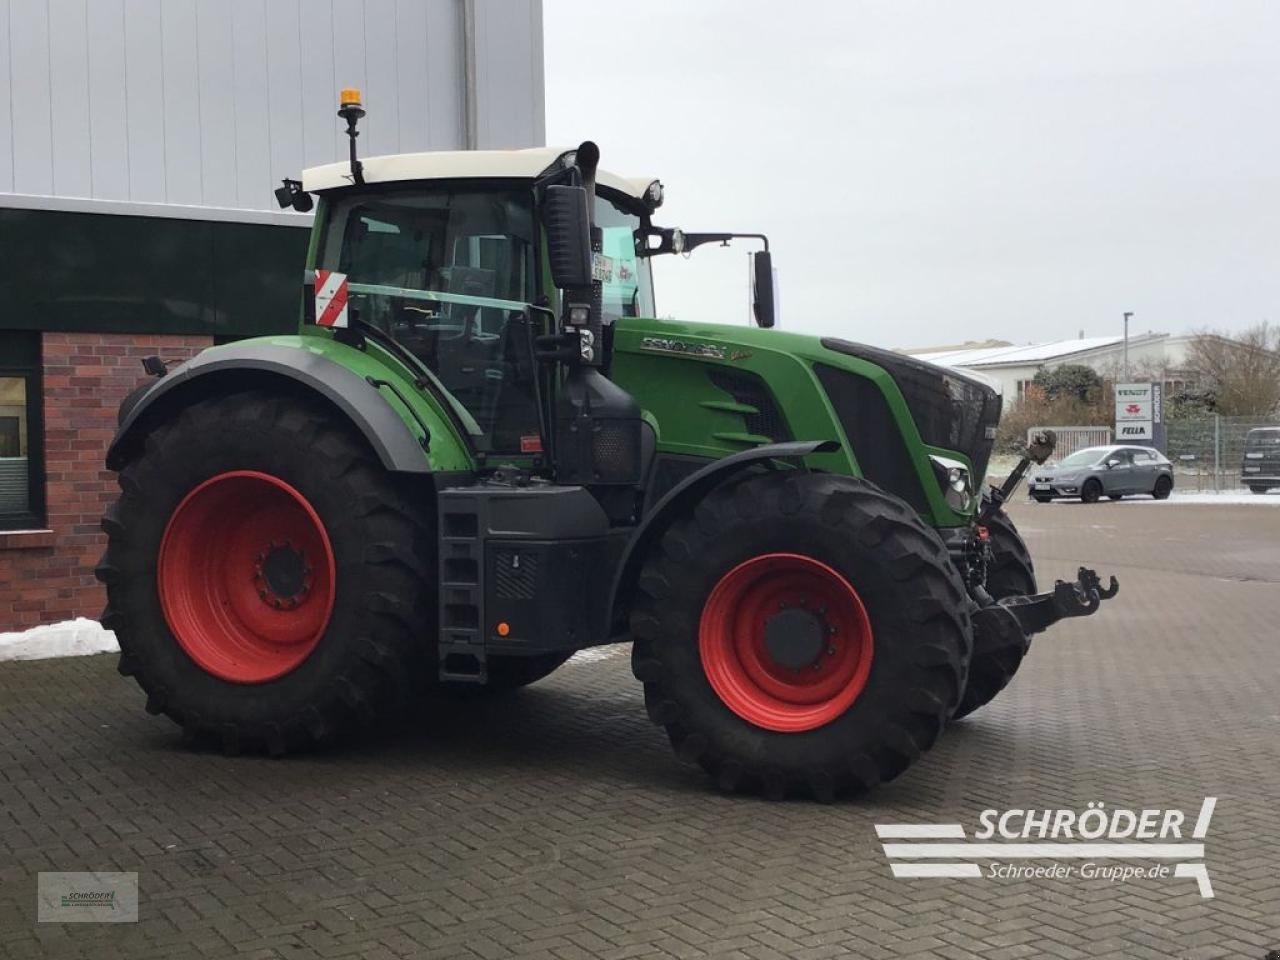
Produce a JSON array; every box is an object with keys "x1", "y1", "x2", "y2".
[{"x1": 0, "y1": 208, "x2": 308, "y2": 338}]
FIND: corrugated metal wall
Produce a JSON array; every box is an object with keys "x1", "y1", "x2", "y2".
[{"x1": 0, "y1": 0, "x2": 543, "y2": 211}]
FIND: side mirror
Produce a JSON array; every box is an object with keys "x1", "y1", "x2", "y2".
[
  {"x1": 752, "y1": 250, "x2": 776, "y2": 328},
  {"x1": 1106, "y1": 458, "x2": 1120, "y2": 469},
  {"x1": 543, "y1": 185, "x2": 593, "y2": 289}
]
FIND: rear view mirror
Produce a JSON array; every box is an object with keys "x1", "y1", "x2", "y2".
[
  {"x1": 543, "y1": 185, "x2": 592, "y2": 289},
  {"x1": 752, "y1": 250, "x2": 775, "y2": 328}
]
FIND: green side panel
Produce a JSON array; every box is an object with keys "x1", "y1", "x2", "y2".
[
  {"x1": 197, "y1": 332, "x2": 475, "y2": 473},
  {"x1": 611, "y1": 317, "x2": 970, "y2": 527},
  {"x1": 0, "y1": 207, "x2": 308, "y2": 337}
]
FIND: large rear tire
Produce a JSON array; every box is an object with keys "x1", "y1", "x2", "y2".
[
  {"x1": 630, "y1": 472, "x2": 972, "y2": 800},
  {"x1": 954, "y1": 506, "x2": 1036, "y2": 720},
  {"x1": 96, "y1": 390, "x2": 435, "y2": 755}
]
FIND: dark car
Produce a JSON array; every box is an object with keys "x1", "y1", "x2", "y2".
[
  {"x1": 1029, "y1": 444, "x2": 1174, "y2": 503},
  {"x1": 1241, "y1": 427, "x2": 1280, "y2": 494}
]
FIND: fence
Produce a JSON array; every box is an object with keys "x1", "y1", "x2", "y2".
[
  {"x1": 1023, "y1": 418, "x2": 1280, "y2": 491},
  {"x1": 1027, "y1": 426, "x2": 1112, "y2": 461},
  {"x1": 1165, "y1": 415, "x2": 1280, "y2": 492}
]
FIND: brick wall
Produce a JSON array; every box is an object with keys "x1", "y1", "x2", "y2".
[{"x1": 0, "y1": 332, "x2": 211, "y2": 631}]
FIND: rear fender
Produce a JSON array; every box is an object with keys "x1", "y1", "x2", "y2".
[
  {"x1": 107, "y1": 341, "x2": 454, "y2": 473},
  {"x1": 606, "y1": 439, "x2": 839, "y2": 634}
]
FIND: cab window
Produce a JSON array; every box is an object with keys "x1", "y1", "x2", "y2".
[
  {"x1": 594, "y1": 193, "x2": 656, "y2": 322},
  {"x1": 319, "y1": 186, "x2": 540, "y2": 455}
]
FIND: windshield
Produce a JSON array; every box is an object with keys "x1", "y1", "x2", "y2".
[
  {"x1": 595, "y1": 192, "x2": 656, "y2": 322},
  {"x1": 319, "y1": 186, "x2": 540, "y2": 454},
  {"x1": 1058, "y1": 447, "x2": 1109, "y2": 468}
]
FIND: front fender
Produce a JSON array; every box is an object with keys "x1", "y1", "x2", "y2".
[
  {"x1": 108, "y1": 341, "x2": 444, "y2": 473},
  {"x1": 606, "y1": 439, "x2": 839, "y2": 633}
]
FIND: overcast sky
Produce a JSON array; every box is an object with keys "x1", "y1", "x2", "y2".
[{"x1": 543, "y1": 1, "x2": 1279, "y2": 349}]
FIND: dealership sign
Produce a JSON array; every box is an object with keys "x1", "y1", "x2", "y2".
[{"x1": 1116, "y1": 382, "x2": 1161, "y2": 442}]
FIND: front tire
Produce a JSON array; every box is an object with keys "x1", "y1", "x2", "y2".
[
  {"x1": 97, "y1": 390, "x2": 435, "y2": 755},
  {"x1": 630, "y1": 472, "x2": 972, "y2": 800},
  {"x1": 1081, "y1": 478, "x2": 1102, "y2": 503},
  {"x1": 954, "y1": 506, "x2": 1036, "y2": 720}
]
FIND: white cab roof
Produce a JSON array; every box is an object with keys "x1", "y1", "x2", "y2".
[{"x1": 302, "y1": 146, "x2": 657, "y2": 203}]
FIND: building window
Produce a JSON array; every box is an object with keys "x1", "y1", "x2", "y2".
[{"x1": 0, "y1": 332, "x2": 44, "y2": 530}]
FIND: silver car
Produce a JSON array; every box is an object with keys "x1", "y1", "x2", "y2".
[{"x1": 1029, "y1": 444, "x2": 1174, "y2": 503}]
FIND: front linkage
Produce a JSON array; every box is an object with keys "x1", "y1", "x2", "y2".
[{"x1": 979, "y1": 429, "x2": 1119, "y2": 635}]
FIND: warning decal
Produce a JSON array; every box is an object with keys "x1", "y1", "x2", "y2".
[{"x1": 314, "y1": 270, "x2": 349, "y2": 328}]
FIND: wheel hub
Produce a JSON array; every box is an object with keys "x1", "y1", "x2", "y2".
[
  {"x1": 698, "y1": 553, "x2": 874, "y2": 733},
  {"x1": 255, "y1": 542, "x2": 312, "y2": 609},
  {"x1": 763, "y1": 606, "x2": 827, "y2": 670},
  {"x1": 157, "y1": 471, "x2": 336, "y2": 684}
]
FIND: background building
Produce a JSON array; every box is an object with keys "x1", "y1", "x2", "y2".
[
  {"x1": 0, "y1": 0, "x2": 545, "y2": 630},
  {"x1": 909, "y1": 332, "x2": 1198, "y2": 409}
]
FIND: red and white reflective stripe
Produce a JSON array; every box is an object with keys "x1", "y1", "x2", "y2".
[{"x1": 314, "y1": 269, "x2": 349, "y2": 328}]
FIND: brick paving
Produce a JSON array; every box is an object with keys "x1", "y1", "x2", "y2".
[{"x1": 1, "y1": 499, "x2": 1278, "y2": 959}]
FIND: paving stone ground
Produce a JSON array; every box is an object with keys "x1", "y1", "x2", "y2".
[{"x1": 1, "y1": 498, "x2": 1278, "y2": 959}]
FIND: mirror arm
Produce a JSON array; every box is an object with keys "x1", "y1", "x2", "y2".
[{"x1": 636, "y1": 226, "x2": 770, "y2": 258}]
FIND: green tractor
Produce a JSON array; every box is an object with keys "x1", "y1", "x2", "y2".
[{"x1": 98, "y1": 92, "x2": 1117, "y2": 798}]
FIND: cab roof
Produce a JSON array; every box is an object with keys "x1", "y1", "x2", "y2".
[{"x1": 301, "y1": 146, "x2": 659, "y2": 205}]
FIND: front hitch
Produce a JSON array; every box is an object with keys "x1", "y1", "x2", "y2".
[{"x1": 996, "y1": 566, "x2": 1120, "y2": 637}]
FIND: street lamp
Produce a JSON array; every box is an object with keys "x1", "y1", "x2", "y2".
[{"x1": 1123, "y1": 311, "x2": 1133, "y2": 380}]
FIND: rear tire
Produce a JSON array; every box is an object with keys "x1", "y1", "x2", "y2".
[
  {"x1": 1108, "y1": 493, "x2": 1123, "y2": 501},
  {"x1": 1249, "y1": 484, "x2": 1271, "y2": 495},
  {"x1": 1080, "y1": 478, "x2": 1102, "y2": 503},
  {"x1": 1152, "y1": 475, "x2": 1173, "y2": 499},
  {"x1": 1032, "y1": 495, "x2": 1052, "y2": 504},
  {"x1": 630, "y1": 472, "x2": 972, "y2": 800},
  {"x1": 954, "y1": 506, "x2": 1035, "y2": 720},
  {"x1": 97, "y1": 390, "x2": 435, "y2": 755}
]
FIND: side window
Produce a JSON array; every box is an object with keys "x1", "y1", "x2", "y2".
[
  {"x1": 322, "y1": 189, "x2": 541, "y2": 456},
  {"x1": 0, "y1": 332, "x2": 44, "y2": 530},
  {"x1": 593, "y1": 195, "x2": 655, "y2": 323}
]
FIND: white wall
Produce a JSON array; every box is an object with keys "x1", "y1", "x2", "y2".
[{"x1": 0, "y1": 0, "x2": 543, "y2": 211}]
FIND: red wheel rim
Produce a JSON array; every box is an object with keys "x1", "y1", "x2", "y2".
[
  {"x1": 157, "y1": 471, "x2": 336, "y2": 684},
  {"x1": 698, "y1": 553, "x2": 874, "y2": 732}
]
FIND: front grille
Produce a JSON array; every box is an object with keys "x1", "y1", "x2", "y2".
[
  {"x1": 706, "y1": 368, "x2": 792, "y2": 442},
  {"x1": 821, "y1": 339, "x2": 1001, "y2": 480},
  {"x1": 814, "y1": 364, "x2": 929, "y2": 511}
]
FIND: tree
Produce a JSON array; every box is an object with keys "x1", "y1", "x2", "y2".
[
  {"x1": 1184, "y1": 323, "x2": 1280, "y2": 416},
  {"x1": 1032, "y1": 364, "x2": 1104, "y2": 404}
]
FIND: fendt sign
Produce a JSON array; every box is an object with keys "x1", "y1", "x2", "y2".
[{"x1": 1115, "y1": 382, "x2": 1162, "y2": 442}]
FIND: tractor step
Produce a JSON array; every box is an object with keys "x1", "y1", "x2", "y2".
[{"x1": 437, "y1": 492, "x2": 488, "y2": 683}]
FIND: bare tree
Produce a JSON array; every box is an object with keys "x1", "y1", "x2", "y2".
[{"x1": 1185, "y1": 322, "x2": 1280, "y2": 416}]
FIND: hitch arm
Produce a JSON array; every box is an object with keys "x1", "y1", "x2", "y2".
[
  {"x1": 981, "y1": 428, "x2": 1057, "y2": 523},
  {"x1": 997, "y1": 566, "x2": 1120, "y2": 636}
]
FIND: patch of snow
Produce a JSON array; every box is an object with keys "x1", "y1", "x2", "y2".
[
  {"x1": 1029, "y1": 490, "x2": 1280, "y2": 507},
  {"x1": 0, "y1": 618, "x2": 118, "y2": 662},
  {"x1": 570, "y1": 645, "x2": 627, "y2": 663}
]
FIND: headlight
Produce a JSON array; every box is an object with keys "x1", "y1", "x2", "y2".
[{"x1": 929, "y1": 455, "x2": 975, "y2": 513}]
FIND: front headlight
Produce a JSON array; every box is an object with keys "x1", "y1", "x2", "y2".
[{"x1": 929, "y1": 455, "x2": 975, "y2": 513}]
